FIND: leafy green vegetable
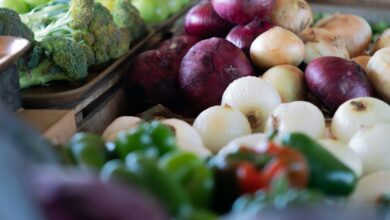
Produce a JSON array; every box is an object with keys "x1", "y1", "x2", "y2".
[{"x1": 0, "y1": 8, "x2": 34, "y2": 41}]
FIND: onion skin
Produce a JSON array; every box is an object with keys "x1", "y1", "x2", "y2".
[
  {"x1": 372, "y1": 29, "x2": 390, "y2": 53},
  {"x1": 271, "y1": 0, "x2": 313, "y2": 34},
  {"x1": 158, "y1": 35, "x2": 202, "y2": 57},
  {"x1": 305, "y1": 56, "x2": 374, "y2": 112},
  {"x1": 185, "y1": 2, "x2": 233, "y2": 38},
  {"x1": 179, "y1": 38, "x2": 255, "y2": 112},
  {"x1": 211, "y1": 0, "x2": 275, "y2": 25},
  {"x1": 250, "y1": 26, "x2": 305, "y2": 69},
  {"x1": 315, "y1": 14, "x2": 372, "y2": 57},
  {"x1": 367, "y1": 47, "x2": 390, "y2": 102},
  {"x1": 226, "y1": 18, "x2": 273, "y2": 56},
  {"x1": 352, "y1": 55, "x2": 371, "y2": 74}
]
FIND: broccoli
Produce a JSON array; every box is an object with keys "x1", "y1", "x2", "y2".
[
  {"x1": 18, "y1": 37, "x2": 88, "y2": 89},
  {"x1": 0, "y1": 8, "x2": 34, "y2": 41},
  {"x1": 112, "y1": 0, "x2": 147, "y2": 42}
]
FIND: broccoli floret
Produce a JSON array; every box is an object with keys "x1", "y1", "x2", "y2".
[
  {"x1": 18, "y1": 37, "x2": 88, "y2": 89},
  {"x1": 0, "y1": 8, "x2": 34, "y2": 41},
  {"x1": 112, "y1": 0, "x2": 147, "y2": 42}
]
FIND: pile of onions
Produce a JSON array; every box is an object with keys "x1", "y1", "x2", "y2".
[
  {"x1": 367, "y1": 47, "x2": 390, "y2": 102},
  {"x1": 265, "y1": 101, "x2": 326, "y2": 139},
  {"x1": 349, "y1": 123, "x2": 390, "y2": 175},
  {"x1": 315, "y1": 14, "x2": 372, "y2": 57},
  {"x1": 250, "y1": 26, "x2": 305, "y2": 69},
  {"x1": 331, "y1": 97, "x2": 390, "y2": 143},
  {"x1": 372, "y1": 29, "x2": 390, "y2": 53},
  {"x1": 193, "y1": 105, "x2": 252, "y2": 153},
  {"x1": 185, "y1": 2, "x2": 233, "y2": 38},
  {"x1": 179, "y1": 38, "x2": 255, "y2": 112},
  {"x1": 221, "y1": 76, "x2": 281, "y2": 132},
  {"x1": 271, "y1": 0, "x2": 313, "y2": 34},
  {"x1": 262, "y1": 65, "x2": 306, "y2": 102},
  {"x1": 211, "y1": 0, "x2": 275, "y2": 25},
  {"x1": 305, "y1": 56, "x2": 374, "y2": 112},
  {"x1": 300, "y1": 28, "x2": 349, "y2": 64},
  {"x1": 226, "y1": 18, "x2": 273, "y2": 56}
]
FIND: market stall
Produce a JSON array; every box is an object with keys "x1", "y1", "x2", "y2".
[{"x1": 1, "y1": 0, "x2": 390, "y2": 219}]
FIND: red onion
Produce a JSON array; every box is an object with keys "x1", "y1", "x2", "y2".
[
  {"x1": 211, "y1": 0, "x2": 275, "y2": 25},
  {"x1": 179, "y1": 38, "x2": 255, "y2": 112},
  {"x1": 185, "y1": 2, "x2": 233, "y2": 38},
  {"x1": 226, "y1": 18, "x2": 273, "y2": 56},
  {"x1": 158, "y1": 35, "x2": 201, "y2": 58},
  {"x1": 305, "y1": 56, "x2": 374, "y2": 112}
]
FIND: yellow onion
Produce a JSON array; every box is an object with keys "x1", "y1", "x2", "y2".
[
  {"x1": 372, "y1": 29, "x2": 390, "y2": 53},
  {"x1": 300, "y1": 28, "x2": 349, "y2": 64},
  {"x1": 367, "y1": 47, "x2": 390, "y2": 102},
  {"x1": 315, "y1": 14, "x2": 372, "y2": 57},
  {"x1": 102, "y1": 116, "x2": 142, "y2": 142},
  {"x1": 271, "y1": 0, "x2": 313, "y2": 34},
  {"x1": 352, "y1": 55, "x2": 371, "y2": 74},
  {"x1": 250, "y1": 26, "x2": 305, "y2": 69}
]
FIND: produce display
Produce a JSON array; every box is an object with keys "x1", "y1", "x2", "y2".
[{"x1": 3, "y1": 0, "x2": 390, "y2": 219}]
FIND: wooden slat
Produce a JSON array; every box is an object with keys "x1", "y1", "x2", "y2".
[{"x1": 16, "y1": 109, "x2": 76, "y2": 145}]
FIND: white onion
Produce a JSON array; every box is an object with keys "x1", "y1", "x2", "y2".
[
  {"x1": 319, "y1": 139, "x2": 363, "y2": 177},
  {"x1": 162, "y1": 119, "x2": 211, "y2": 157},
  {"x1": 262, "y1": 65, "x2": 305, "y2": 103},
  {"x1": 331, "y1": 97, "x2": 390, "y2": 143},
  {"x1": 315, "y1": 14, "x2": 372, "y2": 57},
  {"x1": 348, "y1": 171, "x2": 390, "y2": 209},
  {"x1": 193, "y1": 105, "x2": 252, "y2": 153},
  {"x1": 102, "y1": 116, "x2": 142, "y2": 142},
  {"x1": 372, "y1": 29, "x2": 390, "y2": 53},
  {"x1": 300, "y1": 28, "x2": 349, "y2": 64},
  {"x1": 352, "y1": 55, "x2": 371, "y2": 74},
  {"x1": 221, "y1": 76, "x2": 282, "y2": 132},
  {"x1": 265, "y1": 101, "x2": 326, "y2": 139},
  {"x1": 367, "y1": 47, "x2": 390, "y2": 102},
  {"x1": 271, "y1": 0, "x2": 313, "y2": 34},
  {"x1": 348, "y1": 123, "x2": 390, "y2": 175},
  {"x1": 250, "y1": 26, "x2": 305, "y2": 69},
  {"x1": 221, "y1": 133, "x2": 268, "y2": 155}
]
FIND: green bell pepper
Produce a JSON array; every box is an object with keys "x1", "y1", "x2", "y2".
[
  {"x1": 114, "y1": 121, "x2": 177, "y2": 159},
  {"x1": 159, "y1": 152, "x2": 214, "y2": 208},
  {"x1": 100, "y1": 159, "x2": 140, "y2": 185},
  {"x1": 125, "y1": 152, "x2": 191, "y2": 216},
  {"x1": 281, "y1": 133, "x2": 357, "y2": 196},
  {"x1": 66, "y1": 133, "x2": 107, "y2": 169}
]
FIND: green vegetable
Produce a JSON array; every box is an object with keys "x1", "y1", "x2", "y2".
[
  {"x1": 371, "y1": 21, "x2": 390, "y2": 35},
  {"x1": 23, "y1": 0, "x2": 50, "y2": 9},
  {"x1": 66, "y1": 133, "x2": 107, "y2": 169},
  {"x1": 281, "y1": 133, "x2": 357, "y2": 196},
  {"x1": 159, "y1": 152, "x2": 214, "y2": 208},
  {"x1": 111, "y1": 0, "x2": 147, "y2": 42},
  {"x1": 114, "y1": 121, "x2": 177, "y2": 159},
  {"x1": 125, "y1": 152, "x2": 191, "y2": 215},
  {"x1": 100, "y1": 159, "x2": 141, "y2": 184},
  {"x1": 175, "y1": 208, "x2": 218, "y2": 220},
  {"x1": 0, "y1": 8, "x2": 34, "y2": 41},
  {"x1": 0, "y1": 0, "x2": 30, "y2": 14},
  {"x1": 132, "y1": 0, "x2": 170, "y2": 24}
]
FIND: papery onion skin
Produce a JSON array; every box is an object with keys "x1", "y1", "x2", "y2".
[
  {"x1": 305, "y1": 56, "x2": 374, "y2": 112},
  {"x1": 300, "y1": 28, "x2": 349, "y2": 64},
  {"x1": 250, "y1": 26, "x2": 305, "y2": 69},
  {"x1": 265, "y1": 101, "x2": 326, "y2": 139},
  {"x1": 348, "y1": 124, "x2": 390, "y2": 175},
  {"x1": 185, "y1": 2, "x2": 233, "y2": 38},
  {"x1": 226, "y1": 18, "x2": 273, "y2": 56},
  {"x1": 367, "y1": 47, "x2": 390, "y2": 102},
  {"x1": 331, "y1": 97, "x2": 390, "y2": 143},
  {"x1": 158, "y1": 35, "x2": 202, "y2": 57},
  {"x1": 352, "y1": 55, "x2": 371, "y2": 74},
  {"x1": 262, "y1": 65, "x2": 305, "y2": 102},
  {"x1": 315, "y1": 14, "x2": 372, "y2": 57},
  {"x1": 211, "y1": 0, "x2": 275, "y2": 25},
  {"x1": 221, "y1": 76, "x2": 281, "y2": 132},
  {"x1": 372, "y1": 29, "x2": 390, "y2": 53},
  {"x1": 179, "y1": 38, "x2": 255, "y2": 112},
  {"x1": 193, "y1": 105, "x2": 252, "y2": 153},
  {"x1": 271, "y1": 0, "x2": 313, "y2": 34}
]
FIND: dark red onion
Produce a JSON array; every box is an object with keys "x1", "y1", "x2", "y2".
[
  {"x1": 179, "y1": 38, "x2": 255, "y2": 112},
  {"x1": 305, "y1": 56, "x2": 374, "y2": 112},
  {"x1": 184, "y1": 2, "x2": 233, "y2": 38},
  {"x1": 158, "y1": 35, "x2": 201, "y2": 57},
  {"x1": 226, "y1": 18, "x2": 273, "y2": 56},
  {"x1": 211, "y1": 0, "x2": 275, "y2": 25}
]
